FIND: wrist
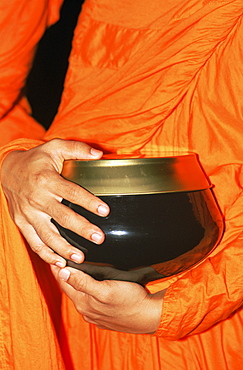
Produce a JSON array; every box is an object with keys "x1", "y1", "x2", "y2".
[{"x1": 146, "y1": 289, "x2": 166, "y2": 334}]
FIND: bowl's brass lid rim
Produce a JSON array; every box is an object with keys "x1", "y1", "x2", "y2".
[{"x1": 62, "y1": 154, "x2": 211, "y2": 195}]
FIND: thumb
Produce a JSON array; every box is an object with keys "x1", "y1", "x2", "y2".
[
  {"x1": 43, "y1": 139, "x2": 103, "y2": 172},
  {"x1": 58, "y1": 267, "x2": 103, "y2": 297}
]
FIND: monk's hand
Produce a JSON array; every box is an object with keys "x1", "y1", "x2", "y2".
[
  {"x1": 51, "y1": 265, "x2": 165, "y2": 334},
  {"x1": 1, "y1": 139, "x2": 109, "y2": 267}
]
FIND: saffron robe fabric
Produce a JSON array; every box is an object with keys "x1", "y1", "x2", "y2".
[{"x1": 0, "y1": 0, "x2": 243, "y2": 369}]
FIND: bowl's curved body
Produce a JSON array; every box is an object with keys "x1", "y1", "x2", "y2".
[{"x1": 54, "y1": 154, "x2": 224, "y2": 285}]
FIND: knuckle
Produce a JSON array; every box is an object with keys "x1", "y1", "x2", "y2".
[
  {"x1": 65, "y1": 184, "x2": 98, "y2": 212},
  {"x1": 82, "y1": 315, "x2": 96, "y2": 324},
  {"x1": 82, "y1": 315, "x2": 91, "y2": 322},
  {"x1": 33, "y1": 170, "x2": 53, "y2": 188},
  {"x1": 72, "y1": 140, "x2": 89, "y2": 153},
  {"x1": 84, "y1": 197, "x2": 97, "y2": 211},
  {"x1": 45, "y1": 138, "x2": 62, "y2": 150},
  {"x1": 57, "y1": 210, "x2": 73, "y2": 227},
  {"x1": 27, "y1": 194, "x2": 43, "y2": 209},
  {"x1": 40, "y1": 228, "x2": 56, "y2": 246},
  {"x1": 76, "y1": 274, "x2": 87, "y2": 290},
  {"x1": 99, "y1": 287, "x2": 114, "y2": 304},
  {"x1": 31, "y1": 243, "x2": 45, "y2": 254},
  {"x1": 79, "y1": 218, "x2": 91, "y2": 233},
  {"x1": 12, "y1": 213, "x2": 24, "y2": 227},
  {"x1": 31, "y1": 244, "x2": 53, "y2": 263},
  {"x1": 65, "y1": 184, "x2": 80, "y2": 201},
  {"x1": 50, "y1": 138, "x2": 60, "y2": 146},
  {"x1": 72, "y1": 272, "x2": 89, "y2": 292}
]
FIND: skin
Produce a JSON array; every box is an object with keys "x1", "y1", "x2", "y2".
[
  {"x1": 1, "y1": 138, "x2": 165, "y2": 333},
  {"x1": 51, "y1": 265, "x2": 165, "y2": 334},
  {"x1": 1, "y1": 139, "x2": 110, "y2": 267}
]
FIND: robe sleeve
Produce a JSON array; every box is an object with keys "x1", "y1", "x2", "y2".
[
  {"x1": 155, "y1": 230, "x2": 243, "y2": 339},
  {"x1": 0, "y1": 0, "x2": 63, "y2": 147},
  {"x1": 151, "y1": 161, "x2": 243, "y2": 339}
]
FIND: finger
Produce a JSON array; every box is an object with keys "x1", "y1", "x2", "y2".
[
  {"x1": 35, "y1": 217, "x2": 87, "y2": 263},
  {"x1": 51, "y1": 266, "x2": 111, "y2": 328},
  {"x1": 50, "y1": 175, "x2": 110, "y2": 218},
  {"x1": 43, "y1": 140, "x2": 110, "y2": 216},
  {"x1": 41, "y1": 139, "x2": 103, "y2": 172},
  {"x1": 47, "y1": 198, "x2": 105, "y2": 245},
  {"x1": 58, "y1": 267, "x2": 108, "y2": 300},
  {"x1": 20, "y1": 215, "x2": 86, "y2": 264},
  {"x1": 50, "y1": 265, "x2": 92, "y2": 312},
  {"x1": 19, "y1": 220, "x2": 67, "y2": 266},
  {"x1": 20, "y1": 167, "x2": 109, "y2": 220},
  {"x1": 51, "y1": 265, "x2": 61, "y2": 279},
  {"x1": 50, "y1": 265, "x2": 80, "y2": 299}
]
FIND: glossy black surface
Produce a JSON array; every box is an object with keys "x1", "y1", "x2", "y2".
[{"x1": 53, "y1": 190, "x2": 223, "y2": 285}]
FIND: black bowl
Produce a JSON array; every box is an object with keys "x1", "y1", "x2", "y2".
[{"x1": 53, "y1": 154, "x2": 224, "y2": 285}]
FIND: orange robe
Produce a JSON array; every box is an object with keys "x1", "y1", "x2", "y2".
[{"x1": 1, "y1": 0, "x2": 243, "y2": 369}]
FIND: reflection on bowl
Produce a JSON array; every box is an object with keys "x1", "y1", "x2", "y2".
[{"x1": 53, "y1": 154, "x2": 224, "y2": 285}]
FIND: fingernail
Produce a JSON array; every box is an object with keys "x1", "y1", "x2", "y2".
[
  {"x1": 71, "y1": 253, "x2": 82, "y2": 263},
  {"x1": 59, "y1": 268, "x2": 70, "y2": 281},
  {"x1": 90, "y1": 148, "x2": 102, "y2": 157},
  {"x1": 91, "y1": 232, "x2": 103, "y2": 243},
  {"x1": 55, "y1": 260, "x2": 66, "y2": 268},
  {"x1": 98, "y1": 204, "x2": 109, "y2": 216}
]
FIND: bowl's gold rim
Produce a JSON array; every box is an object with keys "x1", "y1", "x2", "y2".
[{"x1": 62, "y1": 154, "x2": 211, "y2": 195}]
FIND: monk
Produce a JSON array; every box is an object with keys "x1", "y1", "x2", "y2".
[{"x1": 0, "y1": 0, "x2": 243, "y2": 369}]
